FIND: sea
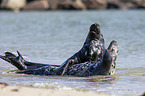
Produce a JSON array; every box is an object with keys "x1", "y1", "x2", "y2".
[{"x1": 0, "y1": 10, "x2": 145, "y2": 95}]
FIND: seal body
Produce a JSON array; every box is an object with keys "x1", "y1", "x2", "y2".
[
  {"x1": 0, "y1": 39, "x2": 118, "y2": 77},
  {"x1": 0, "y1": 23, "x2": 105, "y2": 74},
  {"x1": 57, "y1": 23, "x2": 105, "y2": 75},
  {"x1": 66, "y1": 40, "x2": 118, "y2": 76},
  {"x1": 0, "y1": 24, "x2": 119, "y2": 77},
  {"x1": 19, "y1": 40, "x2": 118, "y2": 77}
]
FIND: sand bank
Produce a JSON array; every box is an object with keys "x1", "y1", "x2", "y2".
[{"x1": 0, "y1": 84, "x2": 119, "y2": 96}]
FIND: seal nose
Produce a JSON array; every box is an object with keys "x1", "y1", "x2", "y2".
[{"x1": 90, "y1": 23, "x2": 100, "y2": 34}]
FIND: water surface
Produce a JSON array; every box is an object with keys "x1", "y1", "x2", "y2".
[{"x1": 0, "y1": 10, "x2": 145, "y2": 95}]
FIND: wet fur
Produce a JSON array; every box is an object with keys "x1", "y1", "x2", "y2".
[
  {"x1": 57, "y1": 23, "x2": 105, "y2": 75},
  {"x1": 17, "y1": 40, "x2": 118, "y2": 77}
]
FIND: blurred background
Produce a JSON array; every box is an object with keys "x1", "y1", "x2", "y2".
[{"x1": 0, "y1": 0, "x2": 145, "y2": 12}]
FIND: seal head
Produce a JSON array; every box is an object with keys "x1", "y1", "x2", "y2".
[
  {"x1": 99, "y1": 40, "x2": 118, "y2": 75},
  {"x1": 88, "y1": 23, "x2": 101, "y2": 40}
]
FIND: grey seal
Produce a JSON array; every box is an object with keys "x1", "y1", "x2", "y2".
[{"x1": 15, "y1": 40, "x2": 118, "y2": 77}]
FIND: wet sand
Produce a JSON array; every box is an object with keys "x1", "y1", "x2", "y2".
[{"x1": 0, "y1": 84, "x2": 120, "y2": 96}]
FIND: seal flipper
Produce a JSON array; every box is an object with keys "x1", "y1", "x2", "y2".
[
  {"x1": 0, "y1": 51, "x2": 17, "y2": 63},
  {"x1": 5, "y1": 52, "x2": 16, "y2": 57},
  {"x1": 0, "y1": 51, "x2": 27, "y2": 70},
  {"x1": 61, "y1": 59, "x2": 74, "y2": 75},
  {"x1": 17, "y1": 51, "x2": 25, "y2": 61},
  {"x1": 17, "y1": 51, "x2": 60, "y2": 69},
  {"x1": 0, "y1": 51, "x2": 59, "y2": 70},
  {"x1": 0, "y1": 55, "x2": 11, "y2": 63}
]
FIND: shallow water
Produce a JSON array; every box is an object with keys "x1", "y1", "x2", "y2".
[{"x1": 0, "y1": 10, "x2": 145, "y2": 95}]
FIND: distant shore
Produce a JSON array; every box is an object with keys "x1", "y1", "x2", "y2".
[{"x1": 0, "y1": 0, "x2": 145, "y2": 12}]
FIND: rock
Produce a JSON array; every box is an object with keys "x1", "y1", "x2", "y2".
[
  {"x1": 0, "y1": 1, "x2": 2, "y2": 8},
  {"x1": 75, "y1": 0, "x2": 86, "y2": 10},
  {"x1": 82, "y1": 0, "x2": 107, "y2": 9},
  {"x1": 1, "y1": 0, "x2": 145, "y2": 10},
  {"x1": 57, "y1": 0, "x2": 74, "y2": 10},
  {"x1": 48, "y1": 0, "x2": 59, "y2": 10},
  {"x1": 106, "y1": 0, "x2": 121, "y2": 9},
  {"x1": 125, "y1": 0, "x2": 145, "y2": 8},
  {"x1": 0, "y1": 82, "x2": 8, "y2": 86},
  {"x1": 107, "y1": 0, "x2": 145, "y2": 9},
  {"x1": 57, "y1": 0, "x2": 86, "y2": 10},
  {"x1": 23, "y1": 0, "x2": 49, "y2": 10},
  {"x1": 1, "y1": 0, "x2": 26, "y2": 12}
]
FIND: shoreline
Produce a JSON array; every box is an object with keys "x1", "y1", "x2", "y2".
[
  {"x1": 0, "y1": 85, "x2": 122, "y2": 96},
  {"x1": 0, "y1": 81, "x2": 141, "y2": 96}
]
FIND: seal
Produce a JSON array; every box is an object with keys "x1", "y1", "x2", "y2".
[
  {"x1": 66, "y1": 40, "x2": 118, "y2": 76},
  {"x1": 0, "y1": 23, "x2": 105, "y2": 75},
  {"x1": 57, "y1": 23, "x2": 105, "y2": 75},
  {"x1": 17, "y1": 40, "x2": 118, "y2": 77}
]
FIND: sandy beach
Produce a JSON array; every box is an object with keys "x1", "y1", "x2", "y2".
[{"x1": 0, "y1": 82, "x2": 122, "y2": 96}]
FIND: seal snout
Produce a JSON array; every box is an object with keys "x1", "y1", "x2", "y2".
[
  {"x1": 90, "y1": 23, "x2": 100, "y2": 34},
  {"x1": 107, "y1": 40, "x2": 119, "y2": 57},
  {"x1": 88, "y1": 23, "x2": 101, "y2": 39},
  {"x1": 108, "y1": 40, "x2": 118, "y2": 50}
]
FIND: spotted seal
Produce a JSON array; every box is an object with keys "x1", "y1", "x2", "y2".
[
  {"x1": 66, "y1": 40, "x2": 118, "y2": 76},
  {"x1": 57, "y1": 23, "x2": 105, "y2": 75},
  {"x1": 0, "y1": 23, "x2": 105, "y2": 75},
  {"x1": 17, "y1": 40, "x2": 118, "y2": 77}
]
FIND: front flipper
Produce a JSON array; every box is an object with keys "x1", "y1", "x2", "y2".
[
  {"x1": 62, "y1": 59, "x2": 75, "y2": 75},
  {"x1": 55, "y1": 59, "x2": 74, "y2": 76}
]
